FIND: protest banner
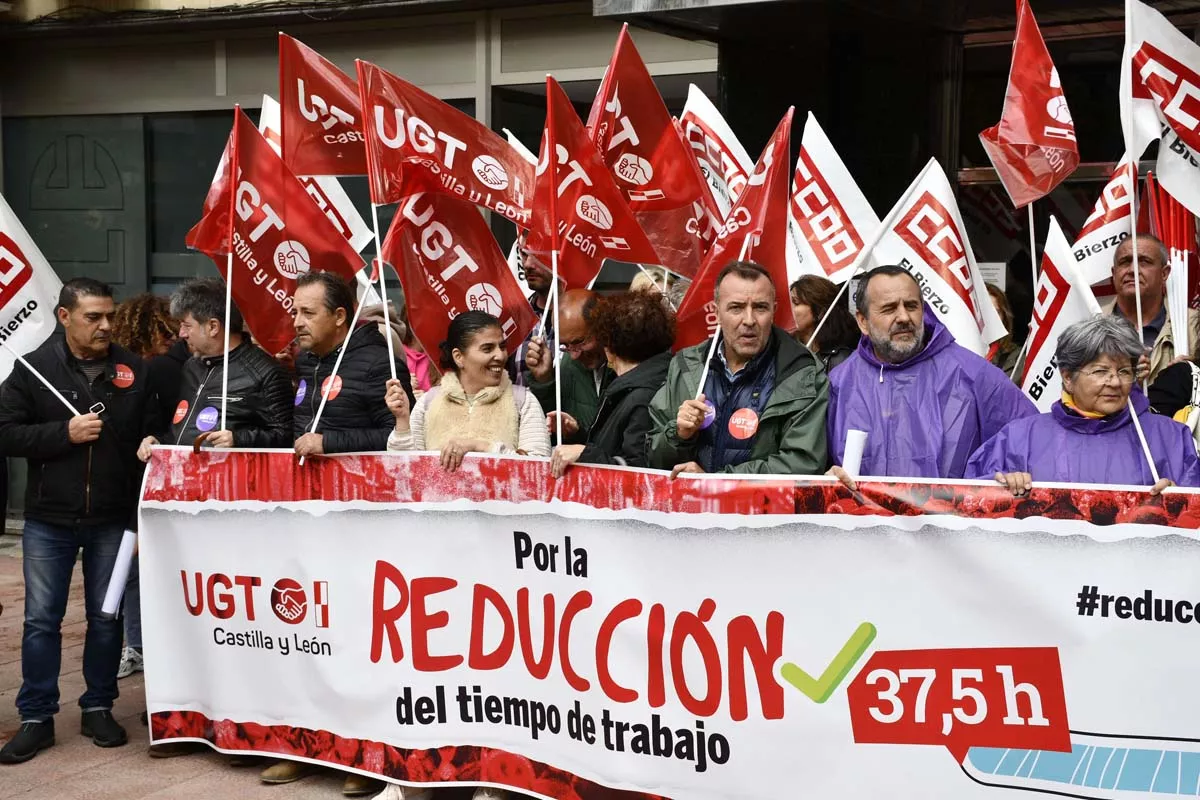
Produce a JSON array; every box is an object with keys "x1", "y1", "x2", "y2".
[
  {"x1": 142, "y1": 448, "x2": 1200, "y2": 799},
  {"x1": 0, "y1": 192, "x2": 64, "y2": 383}
]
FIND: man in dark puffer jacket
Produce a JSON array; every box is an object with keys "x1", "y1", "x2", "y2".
[
  {"x1": 291, "y1": 271, "x2": 414, "y2": 457},
  {"x1": 137, "y1": 278, "x2": 292, "y2": 456}
]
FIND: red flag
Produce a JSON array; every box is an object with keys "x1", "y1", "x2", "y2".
[
  {"x1": 586, "y1": 24, "x2": 714, "y2": 277},
  {"x1": 278, "y1": 34, "x2": 366, "y2": 177},
  {"x1": 382, "y1": 193, "x2": 537, "y2": 355},
  {"x1": 357, "y1": 60, "x2": 533, "y2": 228},
  {"x1": 188, "y1": 108, "x2": 364, "y2": 355},
  {"x1": 979, "y1": 0, "x2": 1079, "y2": 208},
  {"x1": 526, "y1": 77, "x2": 660, "y2": 290},
  {"x1": 674, "y1": 110, "x2": 796, "y2": 350}
]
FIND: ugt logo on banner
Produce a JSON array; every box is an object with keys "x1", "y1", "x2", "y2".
[{"x1": 181, "y1": 570, "x2": 332, "y2": 655}]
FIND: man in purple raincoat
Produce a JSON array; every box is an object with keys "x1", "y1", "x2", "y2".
[
  {"x1": 827, "y1": 265, "x2": 1036, "y2": 484},
  {"x1": 967, "y1": 315, "x2": 1200, "y2": 494}
]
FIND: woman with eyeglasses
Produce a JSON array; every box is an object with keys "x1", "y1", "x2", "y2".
[{"x1": 967, "y1": 314, "x2": 1200, "y2": 495}]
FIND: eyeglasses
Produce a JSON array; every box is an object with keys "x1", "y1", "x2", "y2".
[
  {"x1": 1081, "y1": 366, "x2": 1135, "y2": 384},
  {"x1": 559, "y1": 336, "x2": 592, "y2": 353}
]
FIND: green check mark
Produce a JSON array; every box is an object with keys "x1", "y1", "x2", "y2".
[{"x1": 780, "y1": 622, "x2": 877, "y2": 703}]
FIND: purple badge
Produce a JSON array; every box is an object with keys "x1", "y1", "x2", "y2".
[
  {"x1": 699, "y1": 401, "x2": 717, "y2": 430},
  {"x1": 295, "y1": 379, "x2": 307, "y2": 406},
  {"x1": 196, "y1": 407, "x2": 220, "y2": 432}
]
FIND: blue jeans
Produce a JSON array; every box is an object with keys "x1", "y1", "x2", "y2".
[
  {"x1": 18, "y1": 519, "x2": 124, "y2": 720},
  {"x1": 123, "y1": 554, "x2": 141, "y2": 650}
]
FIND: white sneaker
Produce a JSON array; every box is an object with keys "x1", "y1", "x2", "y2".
[
  {"x1": 471, "y1": 790, "x2": 508, "y2": 800},
  {"x1": 368, "y1": 784, "x2": 432, "y2": 800},
  {"x1": 116, "y1": 647, "x2": 143, "y2": 679}
]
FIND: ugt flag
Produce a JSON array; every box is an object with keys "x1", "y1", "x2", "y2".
[
  {"x1": 587, "y1": 25, "x2": 715, "y2": 278},
  {"x1": 873, "y1": 159, "x2": 1008, "y2": 355},
  {"x1": 278, "y1": 34, "x2": 367, "y2": 177},
  {"x1": 787, "y1": 112, "x2": 881, "y2": 284},
  {"x1": 1021, "y1": 216, "x2": 1102, "y2": 411},
  {"x1": 357, "y1": 60, "x2": 533, "y2": 227},
  {"x1": 675, "y1": 109, "x2": 795, "y2": 350},
  {"x1": 526, "y1": 77, "x2": 660, "y2": 290},
  {"x1": 1121, "y1": 0, "x2": 1200, "y2": 217},
  {"x1": 0, "y1": 192, "x2": 64, "y2": 380},
  {"x1": 979, "y1": 0, "x2": 1079, "y2": 208},
  {"x1": 383, "y1": 192, "x2": 537, "y2": 357},
  {"x1": 187, "y1": 108, "x2": 364, "y2": 356},
  {"x1": 679, "y1": 84, "x2": 753, "y2": 218}
]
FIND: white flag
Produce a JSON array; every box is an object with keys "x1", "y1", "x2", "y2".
[
  {"x1": 871, "y1": 159, "x2": 1008, "y2": 355},
  {"x1": 679, "y1": 84, "x2": 753, "y2": 219},
  {"x1": 1071, "y1": 155, "x2": 1136, "y2": 287},
  {"x1": 1022, "y1": 216, "x2": 1103, "y2": 411},
  {"x1": 502, "y1": 129, "x2": 537, "y2": 297},
  {"x1": 1121, "y1": 0, "x2": 1200, "y2": 216},
  {"x1": 786, "y1": 112, "x2": 881, "y2": 284},
  {"x1": 0, "y1": 192, "x2": 64, "y2": 381}
]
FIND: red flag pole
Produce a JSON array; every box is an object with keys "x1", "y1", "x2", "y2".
[
  {"x1": 546, "y1": 76, "x2": 564, "y2": 448},
  {"x1": 221, "y1": 108, "x2": 240, "y2": 438}
]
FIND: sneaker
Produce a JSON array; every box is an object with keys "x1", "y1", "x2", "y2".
[
  {"x1": 343, "y1": 774, "x2": 383, "y2": 796},
  {"x1": 81, "y1": 710, "x2": 128, "y2": 748},
  {"x1": 369, "y1": 785, "x2": 432, "y2": 800},
  {"x1": 117, "y1": 647, "x2": 144, "y2": 679},
  {"x1": 0, "y1": 720, "x2": 55, "y2": 764}
]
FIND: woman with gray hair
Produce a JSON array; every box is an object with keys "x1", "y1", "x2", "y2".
[{"x1": 967, "y1": 314, "x2": 1200, "y2": 494}]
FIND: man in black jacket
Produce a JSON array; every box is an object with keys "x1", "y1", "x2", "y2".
[
  {"x1": 136, "y1": 278, "x2": 292, "y2": 458},
  {"x1": 291, "y1": 271, "x2": 413, "y2": 457},
  {"x1": 0, "y1": 278, "x2": 148, "y2": 763}
]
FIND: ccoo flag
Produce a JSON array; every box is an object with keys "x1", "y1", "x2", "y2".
[
  {"x1": 679, "y1": 84, "x2": 754, "y2": 219},
  {"x1": 979, "y1": 0, "x2": 1079, "y2": 208},
  {"x1": 0, "y1": 192, "x2": 64, "y2": 381}
]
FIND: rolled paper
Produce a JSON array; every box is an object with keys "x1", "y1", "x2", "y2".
[
  {"x1": 101, "y1": 529, "x2": 138, "y2": 618},
  {"x1": 843, "y1": 429, "x2": 868, "y2": 479}
]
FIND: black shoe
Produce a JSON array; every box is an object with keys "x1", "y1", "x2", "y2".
[
  {"x1": 80, "y1": 710, "x2": 128, "y2": 748},
  {"x1": 0, "y1": 720, "x2": 55, "y2": 764}
]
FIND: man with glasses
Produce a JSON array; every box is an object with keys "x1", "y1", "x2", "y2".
[
  {"x1": 827, "y1": 265, "x2": 1036, "y2": 487},
  {"x1": 1105, "y1": 234, "x2": 1197, "y2": 384},
  {"x1": 524, "y1": 289, "x2": 613, "y2": 443}
]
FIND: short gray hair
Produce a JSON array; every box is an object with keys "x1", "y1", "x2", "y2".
[
  {"x1": 1055, "y1": 314, "x2": 1143, "y2": 375},
  {"x1": 170, "y1": 278, "x2": 243, "y2": 334},
  {"x1": 1115, "y1": 233, "x2": 1169, "y2": 268}
]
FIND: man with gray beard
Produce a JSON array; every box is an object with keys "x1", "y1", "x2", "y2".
[{"x1": 826, "y1": 265, "x2": 1036, "y2": 484}]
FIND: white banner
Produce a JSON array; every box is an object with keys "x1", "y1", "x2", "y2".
[
  {"x1": 787, "y1": 112, "x2": 881, "y2": 284},
  {"x1": 1021, "y1": 216, "x2": 1102, "y2": 411},
  {"x1": 0, "y1": 192, "x2": 63, "y2": 381},
  {"x1": 679, "y1": 85, "x2": 753, "y2": 219},
  {"x1": 141, "y1": 450, "x2": 1200, "y2": 800},
  {"x1": 873, "y1": 159, "x2": 1007, "y2": 354}
]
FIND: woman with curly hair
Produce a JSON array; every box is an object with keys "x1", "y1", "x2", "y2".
[{"x1": 549, "y1": 290, "x2": 675, "y2": 476}]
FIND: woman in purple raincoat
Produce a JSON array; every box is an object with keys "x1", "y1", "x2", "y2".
[{"x1": 967, "y1": 315, "x2": 1200, "y2": 495}]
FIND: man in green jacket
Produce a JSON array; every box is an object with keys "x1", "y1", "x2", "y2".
[
  {"x1": 524, "y1": 289, "x2": 614, "y2": 442},
  {"x1": 648, "y1": 262, "x2": 829, "y2": 476}
]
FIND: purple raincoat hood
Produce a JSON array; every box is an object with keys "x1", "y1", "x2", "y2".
[
  {"x1": 1049, "y1": 390, "x2": 1148, "y2": 435},
  {"x1": 850, "y1": 303, "x2": 955, "y2": 372}
]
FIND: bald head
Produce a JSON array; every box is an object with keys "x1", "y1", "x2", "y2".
[{"x1": 558, "y1": 289, "x2": 605, "y2": 369}]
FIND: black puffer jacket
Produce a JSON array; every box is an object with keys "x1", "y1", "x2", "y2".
[
  {"x1": 292, "y1": 324, "x2": 414, "y2": 453},
  {"x1": 169, "y1": 340, "x2": 294, "y2": 448},
  {"x1": 578, "y1": 351, "x2": 671, "y2": 468},
  {"x1": 0, "y1": 337, "x2": 152, "y2": 526}
]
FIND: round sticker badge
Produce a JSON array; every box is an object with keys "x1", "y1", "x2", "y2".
[
  {"x1": 322, "y1": 375, "x2": 343, "y2": 401},
  {"x1": 195, "y1": 407, "x2": 220, "y2": 432},
  {"x1": 728, "y1": 408, "x2": 760, "y2": 440},
  {"x1": 112, "y1": 364, "x2": 135, "y2": 389},
  {"x1": 295, "y1": 379, "x2": 308, "y2": 407},
  {"x1": 698, "y1": 401, "x2": 717, "y2": 430},
  {"x1": 172, "y1": 400, "x2": 189, "y2": 425}
]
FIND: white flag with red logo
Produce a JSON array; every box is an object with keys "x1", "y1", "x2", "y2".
[
  {"x1": 979, "y1": 0, "x2": 1079, "y2": 208},
  {"x1": 1121, "y1": 0, "x2": 1200, "y2": 217},
  {"x1": 526, "y1": 77, "x2": 660, "y2": 290},
  {"x1": 278, "y1": 34, "x2": 366, "y2": 177},
  {"x1": 872, "y1": 159, "x2": 1008, "y2": 355},
  {"x1": 679, "y1": 84, "x2": 753, "y2": 219},
  {"x1": 1021, "y1": 216, "x2": 1102, "y2": 411},
  {"x1": 187, "y1": 109, "x2": 364, "y2": 356},
  {"x1": 1071, "y1": 155, "x2": 1137, "y2": 287},
  {"x1": 383, "y1": 192, "x2": 538, "y2": 356},
  {"x1": 0, "y1": 192, "x2": 63, "y2": 380},
  {"x1": 357, "y1": 60, "x2": 533, "y2": 227},
  {"x1": 787, "y1": 112, "x2": 881, "y2": 283},
  {"x1": 587, "y1": 25, "x2": 716, "y2": 278},
  {"x1": 675, "y1": 110, "x2": 795, "y2": 350}
]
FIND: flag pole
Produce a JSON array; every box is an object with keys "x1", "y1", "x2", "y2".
[
  {"x1": 1, "y1": 342, "x2": 81, "y2": 416},
  {"x1": 692, "y1": 234, "x2": 755, "y2": 401},
  {"x1": 1129, "y1": 397, "x2": 1162, "y2": 485},
  {"x1": 1027, "y1": 203, "x2": 1039, "y2": 285},
  {"x1": 220, "y1": 106, "x2": 240, "y2": 437},
  {"x1": 370, "y1": 202, "x2": 398, "y2": 380},
  {"x1": 546, "y1": 75, "x2": 564, "y2": 447},
  {"x1": 299, "y1": 295, "x2": 370, "y2": 466},
  {"x1": 1122, "y1": 0, "x2": 1148, "y2": 394}
]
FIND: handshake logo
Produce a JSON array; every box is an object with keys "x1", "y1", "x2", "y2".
[
  {"x1": 274, "y1": 240, "x2": 312, "y2": 280},
  {"x1": 576, "y1": 195, "x2": 614, "y2": 231},
  {"x1": 613, "y1": 153, "x2": 654, "y2": 187},
  {"x1": 271, "y1": 578, "x2": 330, "y2": 627},
  {"x1": 472, "y1": 155, "x2": 510, "y2": 191}
]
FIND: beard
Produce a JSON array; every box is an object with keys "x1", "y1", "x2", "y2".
[{"x1": 869, "y1": 319, "x2": 925, "y2": 364}]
